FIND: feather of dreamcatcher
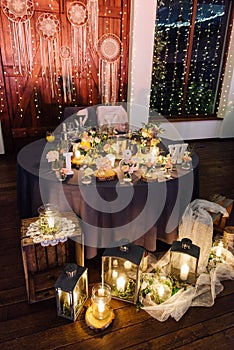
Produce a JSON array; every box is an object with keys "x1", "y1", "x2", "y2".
[
  {"x1": 97, "y1": 33, "x2": 122, "y2": 104},
  {"x1": 87, "y1": 0, "x2": 99, "y2": 51},
  {"x1": 60, "y1": 46, "x2": 73, "y2": 103},
  {"x1": 1, "y1": 0, "x2": 34, "y2": 76},
  {"x1": 67, "y1": 1, "x2": 88, "y2": 72},
  {"x1": 36, "y1": 13, "x2": 60, "y2": 99}
]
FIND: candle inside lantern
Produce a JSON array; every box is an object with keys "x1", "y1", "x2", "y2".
[
  {"x1": 112, "y1": 270, "x2": 118, "y2": 279},
  {"x1": 124, "y1": 260, "x2": 132, "y2": 270},
  {"x1": 116, "y1": 276, "x2": 126, "y2": 292},
  {"x1": 180, "y1": 263, "x2": 189, "y2": 281}
]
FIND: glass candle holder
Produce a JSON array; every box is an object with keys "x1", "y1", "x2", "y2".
[
  {"x1": 91, "y1": 283, "x2": 112, "y2": 320},
  {"x1": 38, "y1": 204, "x2": 61, "y2": 235}
]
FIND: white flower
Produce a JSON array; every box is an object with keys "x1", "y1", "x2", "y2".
[{"x1": 46, "y1": 150, "x2": 59, "y2": 162}]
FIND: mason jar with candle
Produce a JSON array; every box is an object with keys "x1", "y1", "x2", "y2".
[
  {"x1": 101, "y1": 240, "x2": 145, "y2": 304},
  {"x1": 85, "y1": 283, "x2": 114, "y2": 330},
  {"x1": 38, "y1": 203, "x2": 61, "y2": 235},
  {"x1": 170, "y1": 238, "x2": 200, "y2": 285}
]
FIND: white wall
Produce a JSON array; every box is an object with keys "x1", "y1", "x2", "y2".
[{"x1": 128, "y1": 0, "x2": 234, "y2": 140}]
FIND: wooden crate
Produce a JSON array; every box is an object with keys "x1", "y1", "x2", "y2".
[
  {"x1": 21, "y1": 212, "x2": 84, "y2": 303},
  {"x1": 208, "y1": 194, "x2": 233, "y2": 235}
]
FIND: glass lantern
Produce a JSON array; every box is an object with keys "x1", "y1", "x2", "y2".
[
  {"x1": 170, "y1": 238, "x2": 200, "y2": 285},
  {"x1": 38, "y1": 203, "x2": 61, "y2": 235},
  {"x1": 102, "y1": 240, "x2": 145, "y2": 304},
  {"x1": 54, "y1": 263, "x2": 88, "y2": 321}
]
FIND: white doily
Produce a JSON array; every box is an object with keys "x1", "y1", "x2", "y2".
[{"x1": 26, "y1": 218, "x2": 78, "y2": 247}]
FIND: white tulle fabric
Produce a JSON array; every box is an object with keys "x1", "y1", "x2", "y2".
[{"x1": 141, "y1": 199, "x2": 234, "y2": 322}]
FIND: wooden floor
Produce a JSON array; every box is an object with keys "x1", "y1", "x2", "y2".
[{"x1": 0, "y1": 138, "x2": 234, "y2": 350}]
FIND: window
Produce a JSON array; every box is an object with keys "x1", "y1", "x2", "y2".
[{"x1": 150, "y1": 0, "x2": 233, "y2": 118}]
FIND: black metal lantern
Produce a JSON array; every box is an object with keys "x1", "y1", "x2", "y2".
[
  {"x1": 170, "y1": 238, "x2": 200, "y2": 285},
  {"x1": 102, "y1": 240, "x2": 146, "y2": 304},
  {"x1": 55, "y1": 263, "x2": 88, "y2": 321}
]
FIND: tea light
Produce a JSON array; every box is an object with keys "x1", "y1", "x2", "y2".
[
  {"x1": 180, "y1": 263, "x2": 190, "y2": 281},
  {"x1": 116, "y1": 276, "x2": 126, "y2": 292}
]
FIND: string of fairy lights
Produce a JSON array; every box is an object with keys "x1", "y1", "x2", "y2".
[{"x1": 150, "y1": 0, "x2": 231, "y2": 118}]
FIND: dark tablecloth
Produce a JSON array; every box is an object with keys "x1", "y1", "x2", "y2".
[{"x1": 17, "y1": 139, "x2": 199, "y2": 258}]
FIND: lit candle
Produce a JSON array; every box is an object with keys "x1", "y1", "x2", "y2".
[
  {"x1": 75, "y1": 149, "x2": 81, "y2": 159},
  {"x1": 112, "y1": 270, "x2": 118, "y2": 279},
  {"x1": 216, "y1": 241, "x2": 223, "y2": 257},
  {"x1": 157, "y1": 285, "x2": 165, "y2": 298},
  {"x1": 180, "y1": 263, "x2": 189, "y2": 281},
  {"x1": 47, "y1": 216, "x2": 54, "y2": 229},
  {"x1": 116, "y1": 276, "x2": 126, "y2": 292},
  {"x1": 97, "y1": 300, "x2": 105, "y2": 315},
  {"x1": 113, "y1": 259, "x2": 118, "y2": 267},
  {"x1": 124, "y1": 260, "x2": 132, "y2": 270}
]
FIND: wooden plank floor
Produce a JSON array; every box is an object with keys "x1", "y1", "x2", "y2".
[{"x1": 0, "y1": 138, "x2": 234, "y2": 350}]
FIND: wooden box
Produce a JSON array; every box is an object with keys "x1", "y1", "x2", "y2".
[
  {"x1": 21, "y1": 212, "x2": 84, "y2": 303},
  {"x1": 208, "y1": 194, "x2": 233, "y2": 235}
]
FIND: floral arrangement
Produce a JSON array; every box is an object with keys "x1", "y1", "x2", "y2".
[
  {"x1": 130, "y1": 122, "x2": 164, "y2": 148},
  {"x1": 74, "y1": 127, "x2": 109, "y2": 156},
  {"x1": 46, "y1": 150, "x2": 59, "y2": 162},
  {"x1": 137, "y1": 268, "x2": 182, "y2": 310},
  {"x1": 55, "y1": 167, "x2": 69, "y2": 182}
]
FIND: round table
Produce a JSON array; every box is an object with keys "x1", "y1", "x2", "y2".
[{"x1": 17, "y1": 139, "x2": 199, "y2": 258}]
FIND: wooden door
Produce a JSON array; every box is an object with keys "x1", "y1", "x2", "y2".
[{"x1": 0, "y1": 0, "x2": 130, "y2": 152}]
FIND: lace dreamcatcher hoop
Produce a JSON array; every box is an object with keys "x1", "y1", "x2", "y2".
[
  {"x1": 97, "y1": 33, "x2": 122, "y2": 103},
  {"x1": 36, "y1": 13, "x2": 60, "y2": 98},
  {"x1": 60, "y1": 46, "x2": 73, "y2": 103},
  {"x1": 1, "y1": 0, "x2": 34, "y2": 76},
  {"x1": 67, "y1": 1, "x2": 88, "y2": 72}
]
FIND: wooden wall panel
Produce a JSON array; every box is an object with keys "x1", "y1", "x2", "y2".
[{"x1": 0, "y1": 0, "x2": 130, "y2": 153}]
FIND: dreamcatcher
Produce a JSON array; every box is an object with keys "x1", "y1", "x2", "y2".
[
  {"x1": 67, "y1": 1, "x2": 88, "y2": 72},
  {"x1": 97, "y1": 33, "x2": 122, "y2": 103},
  {"x1": 36, "y1": 13, "x2": 60, "y2": 99},
  {"x1": 60, "y1": 46, "x2": 73, "y2": 103},
  {"x1": 87, "y1": 0, "x2": 99, "y2": 51},
  {"x1": 1, "y1": 0, "x2": 34, "y2": 76}
]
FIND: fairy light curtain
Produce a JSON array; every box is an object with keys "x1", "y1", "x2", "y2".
[
  {"x1": 150, "y1": 0, "x2": 230, "y2": 118},
  {"x1": 97, "y1": 33, "x2": 122, "y2": 104},
  {"x1": 1, "y1": 0, "x2": 34, "y2": 76},
  {"x1": 36, "y1": 13, "x2": 60, "y2": 99},
  {"x1": 87, "y1": 0, "x2": 99, "y2": 51},
  {"x1": 67, "y1": 1, "x2": 89, "y2": 72}
]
